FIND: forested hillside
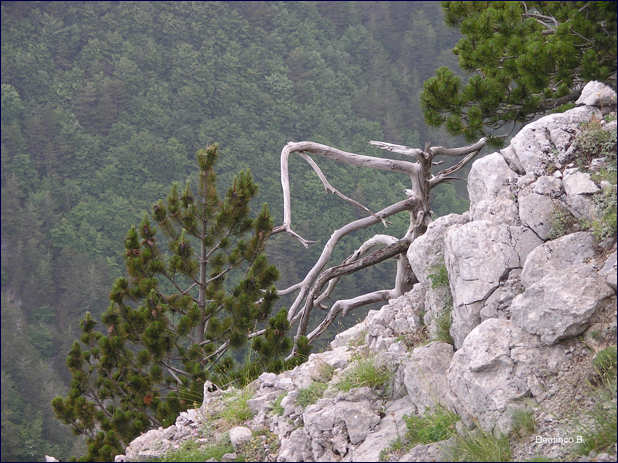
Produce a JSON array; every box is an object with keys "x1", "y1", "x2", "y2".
[{"x1": 1, "y1": 2, "x2": 465, "y2": 460}]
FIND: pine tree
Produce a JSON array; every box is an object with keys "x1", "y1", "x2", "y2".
[
  {"x1": 52, "y1": 145, "x2": 295, "y2": 461},
  {"x1": 421, "y1": 1, "x2": 617, "y2": 144}
]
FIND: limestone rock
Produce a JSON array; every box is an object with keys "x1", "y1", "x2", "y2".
[
  {"x1": 518, "y1": 191, "x2": 556, "y2": 240},
  {"x1": 601, "y1": 250, "x2": 617, "y2": 291},
  {"x1": 511, "y1": 263, "x2": 614, "y2": 345},
  {"x1": 509, "y1": 105, "x2": 602, "y2": 176},
  {"x1": 407, "y1": 213, "x2": 469, "y2": 285},
  {"x1": 278, "y1": 428, "x2": 312, "y2": 462},
  {"x1": 533, "y1": 175, "x2": 563, "y2": 197},
  {"x1": 403, "y1": 342, "x2": 454, "y2": 413},
  {"x1": 576, "y1": 80, "x2": 618, "y2": 108},
  {"x1": 445, "y1": 221, "x2": 529, "y2": 348},
  {"x1": 479, "y1": 268, "x2": 523, "y2": 322},
  {"x1": 520, "y1": 232, "x2": 597, "y2": 288},
  {"x1": 447, "y1": 318, "x2": 566, "y2": 434},
  {"x1": 229, "y1": 426, "x2": 252, "y2": 450},
  {"x1": 398, "y1": 439, "x2": 452, "y2": 462},
  {"x1": 45, "y1": 457, "x2": 59, "y2": 462},
  {"x1": 563, "y1": 170, "x2": 601, "y2": 195},
  {"x1": 468, "y1": 152, "x2": 519, "y2": 224},
  {"x1": 353, "y1": 397, "x2": 412, "y2": 462},
  {"x1": 330, "y1": 319, "x2": 368, "y2": 349}
]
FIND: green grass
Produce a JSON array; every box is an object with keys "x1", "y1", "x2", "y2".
[
  {"x1": 218, "y1": 388, "x2": 254, "y2": 424},
  {"x1": 160, "y1": 437, "x2": 235, "y2": 462},
  {"x1": 575, "y1": 359, "x2": 617, "y2": 456},
  {"x1": 443, "y1": 428, "x2": 511, "y2": 462},
  {"x1": 548, "y1": 206, "x2": 584, "y2": 239},
  {"x1": 271, "y1": 392, "x2": 286, "y2": 416},
  {"x1": 236, "y1": 428, "x2": 280, "y2": 462},
  {"x1": 592, "y1": 346, "x2": 617, "y2": 381},
  {"x1": 296, "y1": 381, "x2": 328, "y2": 407},
  {"x1": 336, "y1": 357, "x2": 391, "y2": 392},
  {"x1": 380, "y1": 406, "x2": 458, "y2": 461},
  {"x1": 511, "y1": 409, "x2": 536, "y2": 438},
  {"x1": 435, "y1": 304, "x2": 454, "y2": 345},
  {"x1": 523, "y1": 457, "x2": 554, "y2": 462},
  {"x1": 379, "y1": 437, "x2": 405, "y2": 461},
  {"x1": 428, "y1": 263, "x2": 449, "y2": 289},
  {"x1": 404, "y1": 405, "x2": 459, "y2": 446}
]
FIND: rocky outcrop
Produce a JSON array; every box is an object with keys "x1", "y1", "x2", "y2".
[
  {"x1": 116, "y1": 81, "x2": 617, "y2": 463},
  {"x1": 447, "y1": 318, "x2": 567, "y2": 434}
]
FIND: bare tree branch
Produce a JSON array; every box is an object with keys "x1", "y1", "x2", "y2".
[
  {"x1": 274, "y1": 141, "x2": 419, "y2": 246},
  {"x1": 285, "y1": 196, "x2": 419, "y2": 323}
]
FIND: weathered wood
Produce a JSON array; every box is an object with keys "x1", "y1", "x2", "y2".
[{"x1": 275, "y1": 137, "x2": 486, "y2": 357}]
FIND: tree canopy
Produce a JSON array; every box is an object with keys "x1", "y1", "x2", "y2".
[
  {"x1": 52, "y1": 146, "x2": 297, "y2": 461},
  {"x1": 421, "y1": 1, "x2": 617, "y2": 143}
]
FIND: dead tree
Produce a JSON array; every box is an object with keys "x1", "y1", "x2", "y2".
[{"x1": 271, "y1": 138, "x2": 486, "y2": 357}]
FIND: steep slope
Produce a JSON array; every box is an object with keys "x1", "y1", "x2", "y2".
[{"x1": 114, "y1": 81, "x2": 617, "y2": 463}]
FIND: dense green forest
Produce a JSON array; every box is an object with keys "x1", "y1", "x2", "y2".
[{"x1": 1, "y1": 2, "x2": 466, "y2": 460}]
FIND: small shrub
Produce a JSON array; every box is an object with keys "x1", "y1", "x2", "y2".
[
  {"x1": 404, "y1": 405, "x2": 459, "y2": 445},
  {"x1": 576, "y1": 380, "x2": 617, "y2": 456},
  {"x1": 271, "y1": 392, "x2": 286, "y2": 416},
  {"x1": 553, "y1": 102, "x2": 576, "y2": 113},
  {"x1": 161, "y1": 437, "x2": 234, "y2": 462},
  {"x1": 219, "y1": 388, "x2": 254, "y2": 424},
  {"x1": 428, "y1": 263, "x2": 449, "y2": 289},
  {"x1": 589, "y1": 186, "x2": 617, "y2": 241},
  {"x1": 316, "y1": 360, "x2": 335, "y2": 382},
  {"x1": 444, "y1": 428, "x2": 511, "y2": 462},
  {"x1": 573, "y1": 119, "x2": 617, "y2": 170},
  {"x1": 592, "y1": 346, "x2": 617, "y2": 382},
  {"x1": 511, "y1": 409, "x2": 536, "y2": 437},
  {"x1": 237, "y1": 428, "x2": 280, "y2": 462},
  {"x1": 336, "y1": 357, "x2": 391, "y2": 392},
  {"x1": 548, "y1": 206, "x2": 584, "y2": 239},
  {"x1": 379, "y1": 437, "x2": 405, "y2": 461},
  {"x1": 297, "y1": 381, "x2": 327, "y2": 407},
  {"x1": 435, "y1": 304, "x2": 454, "y2": 345}
]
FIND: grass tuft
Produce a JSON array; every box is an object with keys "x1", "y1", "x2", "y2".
[
  {"x1": 511, "y1": 408, "x2": 536, "y2": 438},
  {"x1": 160, "y1": 436, "x2": 234, "y2": 462},
  {"x1": 296, "y1": 381, "x2": 327, "y2": 408},
  {"x1": 404, "y1": 405, "x2": 459, "y2": 446},
  {"x1": 443, "y1": 428, "x2": 511, "y2": 462},
  {"x1": 271, "y1": 392, "x2": 286, "y2": 416},
  {"x1": 336, "y1": 357, "x2": 391, "y2": 392},
  {"x1": 218, "y1": 388, "x2": 254, "y2": 424}
]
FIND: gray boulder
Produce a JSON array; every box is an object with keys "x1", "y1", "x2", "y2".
[
  {"x1": 520, "y1": 232, "x2": 597, "y2": 288},
  {"x1": 398, "y1": 439, "x2": 452, "y2": 462},
  {"x1": 403, "y1": 342, "x2": 454, "y2": 414},
  {"x1": 518, "y1": 190, "x2": 556, "y2": 240},
  {"x1": 468, "y1": 152, "x2": 520, "y2": 224},
  {"x1": 407, "y1": 213, "x2": 469, "y2": 337},
  {"x1": 509, "y1": 105, "x2": 602, "y2": 176},
  {"x1": 447, "y1": 318, "x2": 566, "y2": 434},
  {"x1": 407, "y1": 213, "x2": 470, "y2": 285},
  {"x1": 277, "y1": 428, "x2": 312, "y2": 462},
  {"x1": 511, "y1": 263, "x2": 614, "y2": 345},
  {"x1": 576, "y1": 80, "x2": 618, "y2": 109},
  {"x1": 563, "y1": 170, "x2": 601, "y2": 196},
  {"x1": 479, "y1": 268, "x2": 523, "y2": 322},
  {"x1": 600, "y1": 250, "x2": 617, "y2": 291},
  {"x1": 533, "y1": 175, "x2": 563, "y2": 197},
  {"x1": 229, "y1": 426, "x2": 252, "y2": 450},
  {"x1": 353, "y1": 397, "x2": 412, "y2": 462},
  {"x1": 444, "y1": 221, "x2": 539, "y2": 348}
]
